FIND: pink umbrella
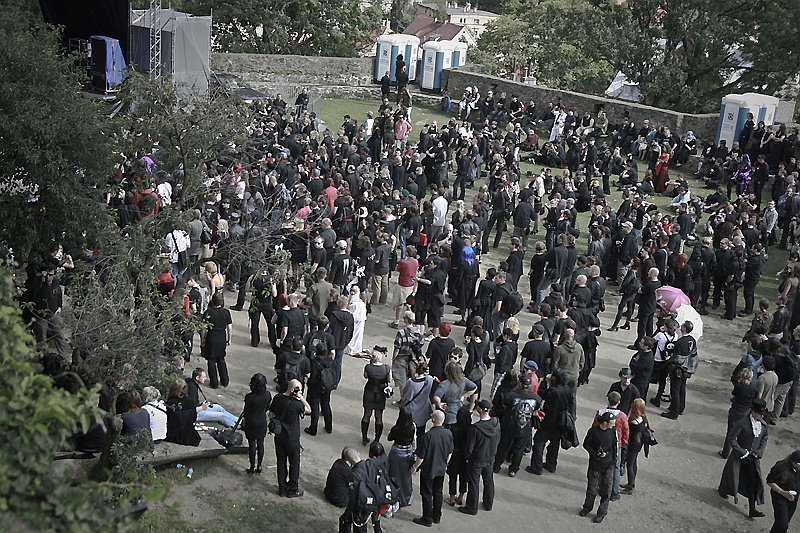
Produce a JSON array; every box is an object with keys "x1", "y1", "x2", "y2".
[{"x1": 657, "y1": 286, "x2": 690, "y2": 310}]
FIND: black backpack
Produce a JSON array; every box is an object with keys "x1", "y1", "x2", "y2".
[
  {"x1": 282, "y1": 355, "x2": 302, "y2": 389},
  {"x1": 317, "y1": 358, "x2": 338, "y2": 393},
  {"x1": 503, "y1": 290, "x2": 524, "y2": 317}
]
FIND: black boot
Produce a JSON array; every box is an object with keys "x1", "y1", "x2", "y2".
[
  {"x1": 361, "y1": 421, "x2": 370, "y2": 445},
  {"x1": 374, "y1": 423, "x2": 384, "y2": 442}
]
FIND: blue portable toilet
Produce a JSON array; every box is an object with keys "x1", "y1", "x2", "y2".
[
  {"x1": 451, "y1": 41, "x2": 468, "y2": 68},
  {"x1": 420, "y1": 41, "x2": 454, "y2": 91}
]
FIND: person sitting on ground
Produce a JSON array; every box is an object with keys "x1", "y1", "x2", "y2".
[
  {"x1": 142, "y1": 386, "x2": 168, "y2": 443},
  {"x1": 165, "y1": 378, "x2": 202, "y2": 446},
  {"x1": 326, "y1": 447, "x2": 362, "y2": 508}
]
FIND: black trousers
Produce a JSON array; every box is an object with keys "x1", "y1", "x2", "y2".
[
  {"x1": 637, "y1": 311, "x2": 654, "y2": 344},
  {"x1": 420, "y1": 474, "x2": 445, "y2": 523},
  {"x1": 712, "y1": 275, "x2": 727, "y2": 306},
  {"x1": 743, "y1": 279, "x2": 758, "y2": 314},
  {"x1": 724, "y1": 284, "x2": 739, "y2": 319},
  {"x1": 493, "y1": 433, "x2": 528, "y2": 474},
  {"x1": 485, "y1": 212, "x2": 507, "y2": 249},
  {"x1": 667, "y1": 368, "x2": 687, "y2": 415},
  {"x1": 530, "y1": 427, "x2": 561, "y2": 473},
  {"x1": 465, "y1": 463, "x2": 494, "y2": 512},
  {"x1": 275, "y1": 436, "x2": 301, "y2": 493},
  {"x1": 308, "y1": 390, "x2": 332, "y2": 434},
  {"x1": 582, "y1": 465, "x2": 614, "y2": 517},
  {"x1": 770, "y1": 489, "x2": 797, "y2": 533}
]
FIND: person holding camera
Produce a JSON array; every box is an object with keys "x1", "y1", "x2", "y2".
[{"x1": 269, "y1": 378, "x2": 311, "y2": 498}]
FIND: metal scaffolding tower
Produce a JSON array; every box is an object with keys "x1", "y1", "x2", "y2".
[{"x1": 148, "y1": 0, "x2": 162, "y2": 79}]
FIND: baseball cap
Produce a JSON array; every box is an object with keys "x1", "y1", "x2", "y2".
[
  {"x1": 619, "y1": 367, "x2": 633, "y2": 379},
  {"x1": 336, "y1": 240, "x2": 348, "y2": 249},
  {"x1": 476, "y1": 399, "x2": 492, "y2": 412},
  {"x1": 599, "y1": 411, "x2": 616, "y2": 423},
  {"x1": 523, "y1": 360, "x2": 539, "y2": 372},
  {"x1": 533, "y1": 323, "x2": 546, "y2": 335}
]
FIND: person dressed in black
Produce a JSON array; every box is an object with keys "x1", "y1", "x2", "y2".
[
  {"x1": 243, "y1": 373, "x2": 271, "y2": 474},
  {"x1": 326, "y1": 447, "x2": 361, "y2": 508},
  {"x1": 579, "y1": 411, "x2": 618, "y2": 523},
  {"x1": 527, "y1": 367, "x2": 571, "y2": 475},
  {"x1": 339, "y1": 441, "x2": 387, "y2": 533},
  {"x1": 412, "y1": 410, "x2": 454, "y2": 526},
  {"x1": 493, "y1": 373, "x2": 542, "y2": 477},
  {"x1": 200, "y1": 292, "x2": 232, "y2": 388},
  {"x1": 276, "y1": 337, "x2": 311, "y2": 393},
  {"x1": 718, "y1": 399, "x2": 769, "y2": 518},
  {"x1": 661, "y1": 321, "x2": 697, "y2": 419},
  {"x1": 305, "y1": 343, "x2": 335, "y2": 436},
  {"x1": 165, "y1": 378, "x2": 202, "y2": 447},
  {"x1": 459, "y1": 399, "x2": 501, "y2": 515},
  {"x1": 629, "y1": 337, "x2": 656, "y2": 400},
  {"x1": 247, "y1": 268, "x2": 277, "y2": 349},
  {"x1": 269, "y1": 378, "x2": 311, "y2": 498},
  {"x1": 629, "y1": 267, "x2": 661, "y2": 350},
  {"x1": 765, "y1": 450, "x2": 800, "y2": 533}
]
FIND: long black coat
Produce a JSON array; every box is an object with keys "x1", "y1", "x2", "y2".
[{"x1": 718, "y1": 415, "x2": 768, "y2": 504}]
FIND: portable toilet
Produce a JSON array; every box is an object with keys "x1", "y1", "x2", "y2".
[
  {"x1": 451, "y1": 41, "x2": 468, "y2": 68},
  {"x1": 374, "y1": 35, "x2": 393, "y2": 83},
  {"x1": 716, "y1": 94, "x2": 750, "y2": 146},
  {"x1": 742, "y1": 93, "x2": 780, "y2": 125},
  {"x1": 420, "y1": 41, "x2": 455, "y2": 91},
  {"x1": 374, "y1": 34, "x2": 420, "y2": 83}
]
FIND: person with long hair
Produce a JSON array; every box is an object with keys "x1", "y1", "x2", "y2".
[
  {"x1": 402, "y1": 360, "x2": 435, "y2": 444},
  {"x1": 719, "y1": 368, "x2": 758, "y2": 458},
  {"x1": 766, "y1": 450, "x2": 800, "y2": 533},
  {"x1": 361, "y1": 349, "x2": 392, "y2": 446},
  {"x1": 608, "y1": 258, "x2": 641, "y2": 331},
  {"x1": 622, "y1": 398, "x2": 650, "y2": 494},
  {"x1": 387, "y1": 406, "x2": 417, "y2": 509},
  {"x1": 165, "y1": 379, "x2": 201, "y2": 447},
  {"x1": 670, "y1": 253, "x2": 693, "y2": 297},
  {"x1": 434, "y1": 362, "x2": 477, "y2": 427},
  {"x1": 243, "y1": 373, "x2": 271, "y2": 474},
  {"x1": 446, "y1": 405, "x2": 473, "y2": 507},
  {"x1": 200, "y1": 291, "x2": 232, "y2": 389}
]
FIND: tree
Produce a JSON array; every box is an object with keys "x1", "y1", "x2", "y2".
[
  {"x1": 475, "y1": 2, "x2": 624, "y2": 95},
  {"x1": 0, "y1": 267, "x2": 145, "y2": 532},
  {"x1": 0, "y1": 2, "x2": 116, "y2": 263},
  {"x1": 185, "y1": 0, "x2": 384, "y2": 57},
  {"x1": 617, "y1": 0, "x2": 800, "y2": 112}
]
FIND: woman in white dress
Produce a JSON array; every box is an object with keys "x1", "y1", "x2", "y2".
[{"x1": 345, "y1": 286, "x2": 367, "y2": 355}]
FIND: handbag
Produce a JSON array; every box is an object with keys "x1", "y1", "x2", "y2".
[
  {"x1": 210, "y1": 414, "x2": 244, "y2": 448},
  {"x1": 467, "y1": 358, "x2": 487, "y2": 383}
]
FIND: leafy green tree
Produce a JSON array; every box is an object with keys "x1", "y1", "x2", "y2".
[
  {"x1": 0, "y1": 3, "x2": 115, "y2": 263},
  {"x1": 615, "y1": 0, "x2": 800, "y2": 112},
  {"x1": 475, "y1": 2, "x2": 623, "y2": 95},
  {"x1": 0, "y1": 267, "x2": 143, "y2": 532},
  {"x1": 185, "y1": 0, "x2": 384, "y2": 57}
]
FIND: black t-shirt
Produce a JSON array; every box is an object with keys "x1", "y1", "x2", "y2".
[
  {"x1": 521, "y1": 339, "x2": 552, "y2": 378},
  {"x1": 415, "y1": 426, "x2": 454, "y2": 478},
  {"x1": 281, "y1": 307, "x2": 306, "y2": 340},
  {"x1": 374, "y1": 243, "x2": 391, "y2": 276},
  {"x1": 406, "y1": 215, "x2": 422, "y2": 244},
  {"x1": 311, "y1": 247, "x2": 327, "y2": 268},
  {"x1": 270, "y1": 392, "x2": 306, "y2": 441}
]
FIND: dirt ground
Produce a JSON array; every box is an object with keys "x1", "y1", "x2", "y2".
[{"x1": 144, "y1": 281, "x2": 799, "y2": 533}]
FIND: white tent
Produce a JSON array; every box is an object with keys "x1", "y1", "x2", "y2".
[{"x1": 605, "y1": 71, "x2": 641, "y2": 103}]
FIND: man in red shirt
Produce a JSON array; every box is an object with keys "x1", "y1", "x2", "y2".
[{"x1": 390, "y1": 245, "x2": 419, "y2": 328}]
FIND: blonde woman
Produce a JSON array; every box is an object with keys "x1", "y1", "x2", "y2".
[{"x1": 204, "y1": 261, "x2": 225, "y2": 303}]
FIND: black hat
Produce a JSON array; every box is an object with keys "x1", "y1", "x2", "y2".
[
  {"x1": 598, "y1": 411, "x2": 616, "y2": 423},
  {"x1": 476, "y1": 399, "x2": 492, "y2": 412},
  {"x1": 619, "y1": 367, "x2": 633, "y2": 379},
  {"x1": 751, "y1": 398, "x2": 767, "y2": 415}
]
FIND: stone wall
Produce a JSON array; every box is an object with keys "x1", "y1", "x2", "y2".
[
  {"x1": 442, "y1": 67, "x2": 720, "y2": 140},
  {"x1": 211, "y1": 53, "x2": 373, "y2": 94}
]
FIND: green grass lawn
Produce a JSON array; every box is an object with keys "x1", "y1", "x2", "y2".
[{"x1": 320, "y1": 96, "x2": 791, "y2": 305}]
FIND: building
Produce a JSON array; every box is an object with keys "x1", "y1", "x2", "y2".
[
  {"x1": 417, "y1": 2, "x2": 499, "y2": 39},
  {"x1": 402, "y1": 16, "x2": 475, "y2": 47}
]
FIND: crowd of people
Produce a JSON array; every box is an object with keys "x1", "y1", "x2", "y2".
[{"x1": 28, "y1": 81, "x2": 800, "y2": 531}]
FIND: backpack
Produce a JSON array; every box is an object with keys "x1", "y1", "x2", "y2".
[
  {"x1": 661, "y1": 333, "x2": 679, "y2": 363},
  {"x1": 319, "y1": 362, "x2": 338, "y2": 393},
  {"x1": 512, "y1": 398, "x2": 535, "y2": 429},
  {"x1": 282, "y1": 355, "x2": 302, "y2": 387},
  {"x1": 467, "y1": 357, "x2": 487, "y2": 383},
  {"x1": 503, "y1": 290, "x2": 524, "y2": 317}
]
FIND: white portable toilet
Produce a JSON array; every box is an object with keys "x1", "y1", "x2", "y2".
[
  {"x1": 374, "y1": 35, "x2": 393, "y2": 83},
  {"x1": 742, "y1": 93, "x2": 780, "y2": 125},
  {"x1": 374, "y1": 34, "x2": 420, "y2": 83},
  {"x1": 451, "y1": 41, "x2": 468, "y2": 68},
  {"x1": 716, "y1": 94, "x2": 750, "y2": 146},
  {"x1": 420, "y1": 41, "x2": 455, "y2": 91}
]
